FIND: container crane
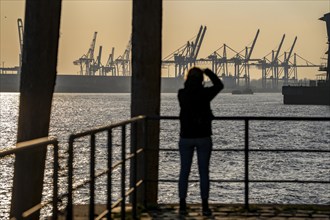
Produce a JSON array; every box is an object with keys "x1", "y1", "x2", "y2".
[
  {"x1": 271, "y1": 34, "x2": 285, "y2": 88},
  {"x1": 115, "y1": 37, "x2": 131, "y2": 76},
  {"x1": 162, "y1": 26, "x2": 207, "y2": 77},
  {"x1": 102, "y1": 47, "x2": 116, "y2": 76},
  {"x1": 207, "y1": 30, "x2": 259, "y2": 88},
  {"x1": 258, "y1": 34, "x2": 285, "y2": 89},
  {"x1": 89, "y1": 45, "x2": 103, "y2": 75},
  {"x1": 238, "y1": 29, "x2": 260, "y2": 87},
  {"x1": 73, "y1": 32, "x2": 98, "y2": 75},
  {"x1": 281, "y1": 36, "x2": 297, "y2": 85}
]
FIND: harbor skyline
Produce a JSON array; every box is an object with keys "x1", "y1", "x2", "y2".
[{"x1": 0, "y1": 0, "x2": 329, "y2": 79}]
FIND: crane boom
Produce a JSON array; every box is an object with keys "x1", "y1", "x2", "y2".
[
  {"x1": 193, "y1": 26, "x2": 207, "y2": 60},
  {"x1": 17, "y1": 18, "x2": 24, "y2": 54},
  {"x1": 246, "y1": 29, "x2": 260, "y2": 61},
  {"x1": 274, "y1": 34, "x2": 285, "y2": 62},
  {"x1": 87, "y1": 32, "x2": 98, "y2": 59},
  {"x1": 106, "y1": 47, "x2": 115, "y2": 66},
  {"x1": 285, "y1": 36, "x2": 297, "y2": 63},
  {"x1": 97, "y1": 46, "x2": 102, "y2": 66},
  {"x1": 191, "y1": 26, "x2": 203, "y2": 58}
]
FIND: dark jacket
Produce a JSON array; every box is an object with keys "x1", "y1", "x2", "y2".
[{"x1": 178, "y1": 69, "x2": 223, "y2": 138}]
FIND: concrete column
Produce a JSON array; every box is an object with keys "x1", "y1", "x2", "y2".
[
  {"x1": 10, "y1": 1, "x2": 62, "y2": 219},
  {"x1": 131, "y1": 0, "x2": 162, "y2": 207}
]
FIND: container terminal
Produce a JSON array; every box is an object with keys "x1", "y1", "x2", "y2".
[{"x1": 0, "y1": 19, "x2": 323, "y2": 94}]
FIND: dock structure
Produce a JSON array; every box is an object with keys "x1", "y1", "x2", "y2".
[
  {"x1": 52, "y1": 204, "x2": 330, "y2": 219},
  {"x1": 1, "y1": 116, "x2": 330, "y2": 219},
  {"x1": 1, "y1": 0, "x2": 330, "y2": 219}
]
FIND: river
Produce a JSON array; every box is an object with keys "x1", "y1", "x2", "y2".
[{"x1": 0, "y1": 92, "x2": 329, "y2": 218}]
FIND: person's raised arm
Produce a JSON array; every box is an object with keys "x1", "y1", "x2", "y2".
[{"x1": 204, "y1": 68, "x2": 224, "y2": 99}]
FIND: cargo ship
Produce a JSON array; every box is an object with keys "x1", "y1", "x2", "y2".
[{"x1": 282, "y1": 13, "x2": 330, "y2": 105}]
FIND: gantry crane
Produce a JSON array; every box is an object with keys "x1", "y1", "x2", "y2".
[
  {"x1": 271, "y1": 34, "x2": 285, "y2": 88},
  {"x1": 291, "y1": 53, "x2": 321, "y2": 80},
  {"x1": 207, "y1": 30, "x2": 259, "y2": 88},
  {"x1": 73, "y1": 32, "x2": 98, "y2": 75},
  {"x1": 89, "y1": 45, "x2": 103, "y2": 75},
  {"x1": 162, "y1": 26, "x2": 207, "y2": 77},
  {"x1": 240, "y1": 29, "x2": 260, "y2": 87},
  {"x1": 115, "y1": 37, "x2": 131, "y2": 76},
  {"x1": 207, "y1": 43, "x2": 240, "y2": 87},
  {"x1": 102, "y1": 47, "x2": 116, "y2": 76},
  {"x1": 281, "y1": 36, "x2": 297, "y2": 85},
  {"x1": 258, "y1": 34, "x2": 285, "y2": 89}
]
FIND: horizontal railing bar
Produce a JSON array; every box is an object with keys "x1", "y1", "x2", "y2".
[
  {"x1": 0, "y1": 137, "x2": 58, "y2": 158},
  {"x1": 125, "y1": 179, "x2": 143, "y2": 196},
  {"x1": 152, "y1": 116, "x2": 330, "y2": 121},
  {"x1": 159, "y1": 148, "x2": 330, "y2": 153},
  {"x1": 158, "y1": 179, "x2": 330, "y2": 184},
  {"x1": 67, "y1": 149, "x2": 144, "y2": 195},
  {"x1": 70, "y1": 116, "x2": 146, "y2": 139},
  {"x1": 22, "y1": 203, "x2": 43, "y2": 218},
  {"x1": 22, "y1": 197, "x2": 62, "y2": 218},
  {"x1": 250, "y1": 149, "x2": 330, "y2": 153},
  {"x1": 126, "y1": 148, "x2": 144, "y2": 160},
  {"x1": 98, "y1": 179, "x2": 144, "y2": 219}
]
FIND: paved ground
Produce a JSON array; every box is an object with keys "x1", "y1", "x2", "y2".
[
  {"x1": 61, "y1": 204, "x2": 330, "y2": 219},
  {"x1": 142, "y1": 204, "x2": 330, "y2": 220}
]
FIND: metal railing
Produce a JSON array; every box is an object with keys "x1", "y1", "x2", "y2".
[
  {"x1": 66, "y1": 115, "x2": 147, "y2": 220},
  {"x1": 1, "y1": 116, "x2": 329, "y2": 219},
  {"x1": 0, "y1": 137, "x2": 59, "y2": 220},
  {"x1": 151, "y1": 116, "x2": 330, "y2": 209}
]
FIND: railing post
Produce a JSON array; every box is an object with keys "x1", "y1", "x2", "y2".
[
  {"x1": 244, "y1": 119, "x2": 249, "y2": 210},
  {"x1": 52, "y1": 141, "x2": 59, "y2": 220},
  {"x1": 107, "y1": 129, "x2": 113, "y2": 219},
  {"x1": 90, "y1": 134, "x2": 96, "y2": 220},
  {"x1": 121, "y1": 125, "x2": 126, "y2": 220},
  {"x1": 67, "y1": 136, "x2": 74, "y2": 219},
  {"x1": 143, "y1": 117, "x2": 148, "y2": 207},
  {"x1": 132, "y1": 122, "x2": 138, "y2": 219}
]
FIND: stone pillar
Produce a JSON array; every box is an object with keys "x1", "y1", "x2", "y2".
[
  {"x1": 131, "y1": 0, "x2": 162, "y2": 207},
  {"x1": 10, "y1": 1, "x2": 62, "y2": 219}
]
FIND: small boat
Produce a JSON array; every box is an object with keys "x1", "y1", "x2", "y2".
[{"x1": 232, "y1": 88, "x2": 254, "y2": 95}]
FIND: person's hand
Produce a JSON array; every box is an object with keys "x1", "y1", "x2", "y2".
[{"x1": 204, "y1": 68, "x2": 213, "y2": 76}]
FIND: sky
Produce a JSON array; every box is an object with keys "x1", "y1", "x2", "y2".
[{"x1": 0, "y1": 0, "x2": 329, "y2": 79}]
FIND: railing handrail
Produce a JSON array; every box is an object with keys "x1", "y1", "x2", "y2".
[
  {"x1": 151, "y1": 115, "x2": 330, "y2": 121},
  {"x1": 0, "y1": 136, "x2": 59, "y2": 220},
  {"x1": 69, "y1": 115, "x2": 146, "y2": 139},
  {"x1": 0, "y1": 136, "x2": 57, "y2": 158}
]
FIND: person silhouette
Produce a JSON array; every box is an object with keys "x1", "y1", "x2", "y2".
[{"x1": 177, "y1": 67, "x2": 223, "y2": 216}]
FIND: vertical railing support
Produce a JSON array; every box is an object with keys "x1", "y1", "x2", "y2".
[
  {"x1": 89, "y1": 134, "x2": 96, "y2": 219},
  {"x1": 67, "y1": 136, "x2": 74, "y2": 219},
  {"x1": 107, "y1": 129, "x2": 113, "y2": 219},
  {"x1": 132, "y1": 122, "x2": 138, "y2": 219},
  {"x1": 121, "y1": 125, "x2": 126, "y2": 219},
  {"x1": 143, "y1": 118, "x2": 148, "y2": 207},
  {"x1": 244, "y1": 119, "x2": 249, "y2": 210},
  {"x1": 52, "y1": 141, "x2": 59, "y2": 220}
]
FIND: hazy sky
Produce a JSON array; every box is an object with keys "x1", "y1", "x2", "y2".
[{"x1": 0, "y1": 0, "x2": 329, "y2": 79}]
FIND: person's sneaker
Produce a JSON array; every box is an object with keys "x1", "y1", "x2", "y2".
[
  {"x1": 202, "y1": 208, "x2": 212, "y2": 216},
  {"x1": 179, "y1": 199, "x2": 187, "y2": 215}
]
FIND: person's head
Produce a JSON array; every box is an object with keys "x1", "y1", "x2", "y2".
[{"x1": 184, "y1": 67, "x2": 203, "y2": 88}]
